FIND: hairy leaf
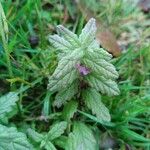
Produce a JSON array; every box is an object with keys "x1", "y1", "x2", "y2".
[
  {"x1": 0, "y1": 92, "x2": 19, "y2": 119},
  {"x1": 40, "y1": 140, "x2": 56, "y2": 150},
  {"x1": 66, "y1": 122, "x2": 97, "y2": 150},
  {"x1": 88, "y1": 40, "x2": 99, "y2": 49},
  {"x1": 82, "y1": 88, "x2": 110, "y2": 122},
  {"x1": 0, "y1": 124, "x2": 33, "y2": 150},
  {"x1": 48, "y1": 121, "x2": 67, "y2": 140},
  {"x1": 86, "y1": 75, "x2": 120, "y2": 96},
  {"x1": 79, "y1": 18, "x2": 97, "y2": 46},
  {"x1": 49, "y1": 34, "x2": 72, "y2": 54},
  {"x1": 57, "y1": 25, "x2": 80, "y2": 48},
  {"x1": 84, "y1": 59, "x2": 118, "y2": 79},
  {"x1": 48, "y1": 48, "x2": 83, "y2": 92},
  {"x1": 54, "y1": 82, "x2": 78, "y2": 108},
  {"x1": 44, "y1": 141, "x2": 56, "y2": 150},
  {"x1": 27, "y1": 128, "x2": 44, "y2": 143},
  {"x1": 87, "y1": 48, "x2": 112, "y2": 61}
]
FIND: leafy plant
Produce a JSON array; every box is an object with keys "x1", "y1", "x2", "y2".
[
  {"x1": 48, "y1": 18, "x2": 120, "y2": 122},
  {"x1": 28, "y1": 121, "x2": 67, "y2": 150},
  {"x1": 42, "y1": 18, "x2": 119, "y2": 149},
  {"x1": 1, "y1": 1, "x2": 149, "y2": 149}
]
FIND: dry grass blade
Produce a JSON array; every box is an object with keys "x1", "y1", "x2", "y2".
[
  {"x1": 0, "y1": 2, "x2": 13, "y2": 78},
  {"x1": 0, "y1": 2, "x2": 8, "y2": 43}
]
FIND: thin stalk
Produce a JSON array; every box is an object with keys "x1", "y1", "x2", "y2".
[{"x1": 0, "y1": 3, "x2": 13, "y2": 78}]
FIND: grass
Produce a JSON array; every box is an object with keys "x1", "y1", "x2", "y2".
[{"x1": 0, "y1": 0, "x2": 150, "y2": 149}]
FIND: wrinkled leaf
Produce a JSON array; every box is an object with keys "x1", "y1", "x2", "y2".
[
  {"x1": 0, "y1": 92, "x2": 19, "y2": 119},
  {"x1": 57, "y1": 25, "x2": 80, "y2": 47},
  {"x1": 48, "y1": 121, "x2": 67, "y2": 140},
  {"x1": 86, "y1": 75, "x2": 120, "y2": 96},
  {"x1": 44, "y1": 141, "x2": 56, "y2": 150},
  {"x1": 48, "y1": 48, "x2": 83, "y2": 92},
  {"x1": 0, "y1": 124, "x2": 33, "y2": 150},
  {"x1": 83, "y1": 51, "x2": 118, "y2": 79},
  {"x1": 27, "y1": 128, "x2": 44, "y2": 143},
  {"x1": 54, "y1": 82, "x2": 78, "y2": 108},
  {"x1": 79, "y1": 18, "x2": 97, "y2": 46},
  {"x1": 83, "y1": 88, "x2": 111, "y2": 122},
  {"x1": 66, "y1": 122, "x2": 97, "y2": 150}
]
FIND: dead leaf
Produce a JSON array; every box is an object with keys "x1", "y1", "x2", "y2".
[{"x1": 97, "y1": 29, "x2": 121, "y2": 57}]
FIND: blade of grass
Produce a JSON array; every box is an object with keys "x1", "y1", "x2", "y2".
[{"x1": 0, "y1": 2, "x2": 13, "y2": 78}]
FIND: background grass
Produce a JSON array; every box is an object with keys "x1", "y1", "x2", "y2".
[{"x1": 0, "y1": 0, "x2": 150, "y2": 149}]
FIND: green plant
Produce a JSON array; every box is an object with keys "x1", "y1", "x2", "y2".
[
  {"x1": 48, "y1": 18, "x2": 120, "y2": 122},
  {"x1": 28, "y1": 121, "x2": 67, "y2": 150},
  {"x1": 39, "y1": 18, "x2": 119, "y2": 149},
  {"x1": 0, "y1": 92, "x2": 33, "y2": 149},
  {"x1": 1, "y1": 1, "x2": 150, "y2": 149}
]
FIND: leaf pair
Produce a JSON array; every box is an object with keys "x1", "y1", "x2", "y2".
[{"x1": 28, "y1": 121, "x2": 67, "y2": 150}]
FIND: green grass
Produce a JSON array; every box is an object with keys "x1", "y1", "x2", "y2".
[{"x1": 0, "y1": 0, "x2": 150, "y2": 149}]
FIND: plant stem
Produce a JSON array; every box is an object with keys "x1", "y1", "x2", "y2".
[{"x1": 0, "y1": 3, "x2": 13, "y2": 78}]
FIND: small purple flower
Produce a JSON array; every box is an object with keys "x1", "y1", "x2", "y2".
[{"x1": 76, "y1": 64, "x2": 90, "y2": 76}]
